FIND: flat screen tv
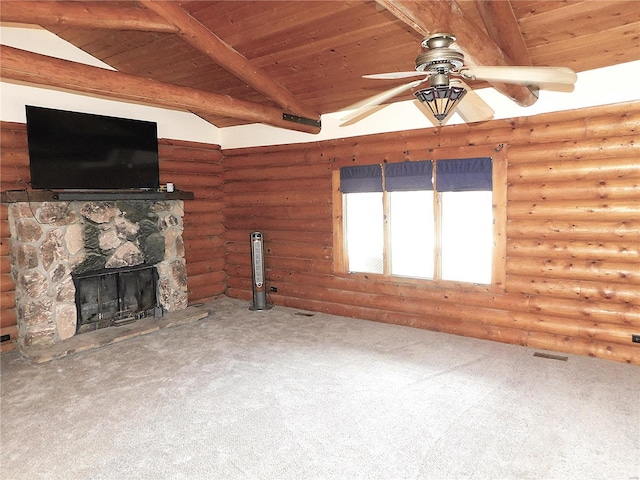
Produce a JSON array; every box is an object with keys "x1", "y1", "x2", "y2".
[{"x1": 26, "y1": 106, "x2": 160, "y2": 190}]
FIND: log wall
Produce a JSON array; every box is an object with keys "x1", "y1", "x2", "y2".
[
  {"x1": 0, "y1": 123, "x2": 26, "y2": 352},
  {"x1": 0, "y1": 123, "x2": 226, "y2": 352},
  {"x1": 223, "y1": 101, "x2": 640, "y2": 365},
  {"x1": 157, "y1": 139, "x2": 227, "y2": 302}
]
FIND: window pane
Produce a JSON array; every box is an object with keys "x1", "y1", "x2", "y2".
[
  {"x1": 441, "y1": 191, "x2": 493, "y2": 284},
  {"x1": 344, "y1": 192, "x2": 384, "y2": 274},
  {"x1": 389, "y1": 191, "x2": 434, "y2": 278}
]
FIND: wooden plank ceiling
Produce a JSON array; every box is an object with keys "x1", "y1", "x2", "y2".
[{"x1": 1, "y1": 1, "x2": 639, "y2": 132}]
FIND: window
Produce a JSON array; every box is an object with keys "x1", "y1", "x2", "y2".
[
  {"x1": 339, "y1": 164, "x2": 384, "y2": 274},
  {"x1": 385, "y1": 159, "x2": 435, "y2": 279},
  {"x1": 344, "y1": 192, "x2": 384, "y2": 274},
  {"x1": 389, "y1": 190, "x2": 434, "y2": 278},
  {"x1": 440, "y1": 190, "x2": 493, "y2": 283},
  {"x1": 335, "y1": 156, "x2": 505, "y2": 287}
]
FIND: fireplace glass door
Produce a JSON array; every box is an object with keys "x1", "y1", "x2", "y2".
[{"x1": 73, "y1": 265, "x2": 159, "y2": 334}]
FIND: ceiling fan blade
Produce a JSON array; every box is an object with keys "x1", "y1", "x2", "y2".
[
  {"x1": 339, "y1": 105, "x2": 388, "y2": 127},
  {"x1": 363, "y1": 72, "x2": 429, "y2": 80},
  {"x1": 340, "y1": 79, "x2": 425, "y2": 124},
  {"x1": 451, "y1": 79, "x2": 495, "y2": 123},
  {"x1": 460, "y1": 66, "x2": 577, "y2": 86},
  {"x1": 535, "y1": 82, "x2": 576, "y2": 93}
]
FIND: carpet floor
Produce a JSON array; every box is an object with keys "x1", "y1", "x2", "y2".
[{"x1": 1, "y1": 296, "x2": 639, "y2": 480}]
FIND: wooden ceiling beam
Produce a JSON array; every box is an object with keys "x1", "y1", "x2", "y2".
[
  {"x1": 0, "y1": 46, "x2": 320, "y2": 134},
  {"x1": 475, "y1": 0, "x2": 531, "y2": 67},
  {"x1": 0, "y1": 1, "x2": 178, "y2": 33},
  {"x1": 140, "y1": 0, "x2": 320, "y2": 122},
  {"x1": 375, "y1": 0, "x2": 538, "y2": 106}
]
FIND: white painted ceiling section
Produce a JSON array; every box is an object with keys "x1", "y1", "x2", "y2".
[{"x1": 1, "y1": 25, "x2": 639, "y2": 150}]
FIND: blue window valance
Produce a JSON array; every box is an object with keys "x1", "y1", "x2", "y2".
[
  {"x1": 436, "y1": 157, "x2": 492, "y2": 192},
  {"x1": 340, "y1": 164, "x2": 383, "y2": 193},
  {"x1": 385, "y1": 160, "x2": 433, "y2": 192}
]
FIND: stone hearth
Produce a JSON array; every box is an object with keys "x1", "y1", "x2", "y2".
[{"x1": 8, "y1": 200, "x2": 188, "y2": 348}]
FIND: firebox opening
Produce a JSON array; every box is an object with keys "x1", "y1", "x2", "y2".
[{"x1": 73, "y1": 265, "x2": 161, "y2": 334}]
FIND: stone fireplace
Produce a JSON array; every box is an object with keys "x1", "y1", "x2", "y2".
[{"x1": 7, "y1": 199, "x2": 188, "y2": 348}]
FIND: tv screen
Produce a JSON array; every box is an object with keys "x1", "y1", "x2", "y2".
[{"x1": 26, "y1": 106, "x2": 160, "y2": 190}]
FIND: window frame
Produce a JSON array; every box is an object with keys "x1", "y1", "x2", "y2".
[{"x1": 332, "y1": 146, "x2": 507, "y2": 293}]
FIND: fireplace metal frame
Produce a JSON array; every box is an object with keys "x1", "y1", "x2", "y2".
[{"x1": 72, "y1": 264, "x2": 162, "y2": 334}]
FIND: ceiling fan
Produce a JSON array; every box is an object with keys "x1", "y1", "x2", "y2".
[{"x1": 340, "y1": 33, "x2": 578, "y2": 127}]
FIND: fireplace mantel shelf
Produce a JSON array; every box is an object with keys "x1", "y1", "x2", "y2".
[{"x1": 1, "y1": 189, "x2": 194, "y2": 203}]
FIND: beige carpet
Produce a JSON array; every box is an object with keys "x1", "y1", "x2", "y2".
[{"x1": 1, "y1": 297, "x2": 639, "y2": 479}]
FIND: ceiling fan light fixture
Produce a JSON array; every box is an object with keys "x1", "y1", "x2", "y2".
[{"x1": 414, "y1": 86, "x2": 466, "y2": 125}]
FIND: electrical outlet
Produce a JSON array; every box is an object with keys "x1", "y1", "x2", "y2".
[
  {"x1": 632, "y1": 334, "x2": 640, "y2": 344},
  {"x1": 270, "y1": 286, "x2": 278, "y2": 293}
]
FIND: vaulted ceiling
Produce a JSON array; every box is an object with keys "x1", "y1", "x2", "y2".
[{"x1": 2, "y1": 1, "x2": 639, "y2": 133}]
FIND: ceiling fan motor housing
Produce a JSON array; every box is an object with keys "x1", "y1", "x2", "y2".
[{"x1": 415, "y1": 33, "x2": 464, "y2": 87}]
